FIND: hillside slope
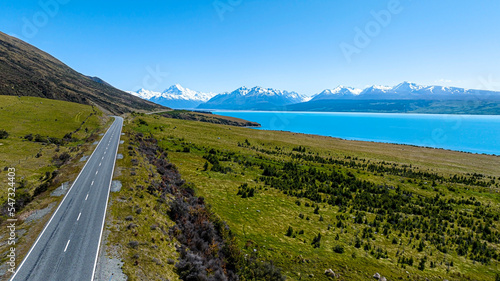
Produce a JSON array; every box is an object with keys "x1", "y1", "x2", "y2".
[{"x1": 0, "y1": 31, "x2": 166, "y2": 114}]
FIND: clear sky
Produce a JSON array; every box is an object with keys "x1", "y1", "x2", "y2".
[{"x1": 2, "y1": 0, "x2": 500, "y2": 95}]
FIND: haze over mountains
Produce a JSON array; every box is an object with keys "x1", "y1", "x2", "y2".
[{"x1": 130, "y1": 82, "x2": 500, "y2": 114}]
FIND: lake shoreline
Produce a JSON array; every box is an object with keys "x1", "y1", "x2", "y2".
[{"x1": 213, "y1": 111, "x2": 500, "y2": 156}]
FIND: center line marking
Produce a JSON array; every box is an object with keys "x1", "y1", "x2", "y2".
[
  {"x1": 85, "y1": 194, "x2": 89, "y2": 200},
  {"x1": 64, "y1": 240, "x2": 70, "y2": 252},
  {"x1": 99, "y1": 163, "x2": 101, "y2": 166},
  {"x1": 96, "y1": 171, "x2": 98, "y2": 175},
  {"x1": 102, "y1": 156, "x2": 104, "y2": 160},
  {"x1": 77, "y1": 213, "x2": 81, "y2": 221},
  {"x1": 91, "y1": 181, "x2": 94, "y2": 186}
]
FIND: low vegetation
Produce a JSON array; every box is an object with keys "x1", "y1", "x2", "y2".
[
  {"x1": 160, "y1": 110, "x2": 261, "y2": 127},
  {"x1": 0, "y1": 96, "x2": 108, "y2": 277},
  {"x1": 125, "y1": 113, "x2": 500, "y2": 280}
]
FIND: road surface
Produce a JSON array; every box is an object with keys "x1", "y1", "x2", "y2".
[{"x1": 11, "y1": 116, "x2": 123, "y2": 281}]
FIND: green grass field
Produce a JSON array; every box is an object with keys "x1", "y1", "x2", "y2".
[
  {"x1": 0, "y1": 96, "x2": 108, "y2": 277},
  {"x1": 0, "y1": 96, "x2": 103, "y2": 202},
  {"x1": 125, "y1": 113, "x2": 500, "y2": 281}
]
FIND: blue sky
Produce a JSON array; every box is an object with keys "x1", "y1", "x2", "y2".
[{"x1": 2, "y1": 0, "x2": 500, "y2": 95}]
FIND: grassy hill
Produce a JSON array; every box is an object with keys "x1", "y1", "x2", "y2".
[
  {"x1": 121, "y1": 113, "x2": 500, "y2": 281},
  {"x1": 0, "y1": 96, "x2": 110, "y2": 278},
  {"x1": 0, "y1": 31, "x2": 167, "y2": 114}
]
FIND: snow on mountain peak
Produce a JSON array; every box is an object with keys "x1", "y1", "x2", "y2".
[{"x1": 129, "y1": 84, "x2": 216, "y2": 102}]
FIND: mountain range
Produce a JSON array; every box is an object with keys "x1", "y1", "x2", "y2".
[
  {"x1": 197, "y1": 86, "x2": 309, "y2": 110},
  {"x1": 130, "y1": 82, "x2": 500, "y2": 114},
  {"x1": 128, "y1": 84, "x2": 216, "y2": 109},
  {"x1": 311, "y1": 82, "x2": 500, "y2": 101}
]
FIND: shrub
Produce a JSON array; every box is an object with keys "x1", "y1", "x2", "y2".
[
  {"x1": 128, "y1": 241, "x2": 139, "y2": 248},
  {"x1": 312, "y1": 233, "x2": 321, "y2": 248},
  {"x1": 237, "y1": 183, "x2": 256, "y2": 198},
  {"x1": 33, "y1": 182, "x2": 50, "y2": 196},
  {"x1": 333, "y1": 245, "x2": 345, "y2": 254},
  {"x1": 52, "y1": 152, "x2": 71, "y2": 167},
  {"x1": 0, "y1": 129, "x2": 8, "y2": 139},
  {"x1": 286, "y1": 226, "x2": 293, "y2": 237}
]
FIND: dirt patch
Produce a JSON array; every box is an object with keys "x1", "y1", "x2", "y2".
[
  {"x1": 110, "y1": 181, "x2": 122, "y2": 192},
  {"x1": 50, "y1": 182, "x2": 71, "y2": 197},
  {"x1": 21, "y1": 202, "x2": 56, "y2": 224}
]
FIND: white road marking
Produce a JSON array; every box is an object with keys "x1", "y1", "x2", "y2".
[
  {"x1": 91, "y1": 118, "x2": 123, "y2": 281},
  {"x1": 102, "y1": 156, "x2": 104, "y2": 160},
  {"x1": 104, "y1": 151, "x2": 106, "y2": 155},
  {"x1": 99, "y1": 163, "x2": 101, "y2": 167},
  {"x1": 91, "y1": 181, "x2": 94, "y2": 186},
  {"x1": 77, "y1": 213, "x2": 81, "y2": 221},
  {"x1": 9, "y1": 119, "x2": 118, "y2": 280},
  {"x1": 85, "y1": 194, "x2": 89, "y2": 200},
  {"x1": 96, "y1": 171, "x2": 98, "y2": 175},
  {"x1": 64, "y1": 240, "x2": 70, "y2": 252}
]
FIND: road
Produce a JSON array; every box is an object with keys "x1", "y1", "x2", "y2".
[{"x1": 10, "y1": 116, "x2": 123, "y2": 281}]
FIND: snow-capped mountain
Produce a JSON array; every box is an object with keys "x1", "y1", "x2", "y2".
[
  {"x1": 310, "y1": 82, "x2": 500, "y2": 101},
  {"x1": 197, "y1": 86, "x2": 309, "y2": 110},
  {"x1": 311, "y1": 86, "x2": 362, "y2": 101},
  {"x1": 128, "y1": 84, "x2": 216, "y2": 109}
]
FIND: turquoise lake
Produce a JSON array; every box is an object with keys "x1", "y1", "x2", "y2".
[{"x1": 214, "y1": 111, "x2": 500, "y2": 155}]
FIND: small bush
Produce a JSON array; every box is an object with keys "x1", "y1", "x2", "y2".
[
  {"x1": 312, "y1": 233, "x2": 322, "y2": 248},
  {"x1": 24, "y1": 134, "x2": 33, "y2": 141},
  {"x1": 237, "y1": 183, "x2": 255, "y2": 198},
  {"x1": 333, "y1": 245, "x2": 345, "y2": 254},
  {"x1": 0, "y1": 129, "x2": 9, "y2": 139},
  {"x1": 128, "y1": 241, "x2": 139, "y2": 248}
]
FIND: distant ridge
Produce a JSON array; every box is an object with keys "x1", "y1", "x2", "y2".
[
  {"x1": 0, "y1": 31, "x2": 167, "y2": 114},
  {"x1": 197, "y1": 86, "x2": 309, "y2": 110},
  {"x1": 128, "y1": 84, "x2": 216, "y2": 109},
  {"x1": 130, "y1": 82, "x2": 500, "y2": 114},
  {"x1": 310, "y1": 82, "x2": 500, "y2": 101}
]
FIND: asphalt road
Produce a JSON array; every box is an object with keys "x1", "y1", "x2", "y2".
[{"x1": 11, "y1": 116, "x2": 123, "y2": 281}]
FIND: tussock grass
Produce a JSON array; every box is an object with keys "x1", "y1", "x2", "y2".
[{"x1": 126, "y1": 114, "x2": 500, "y2": 281}]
